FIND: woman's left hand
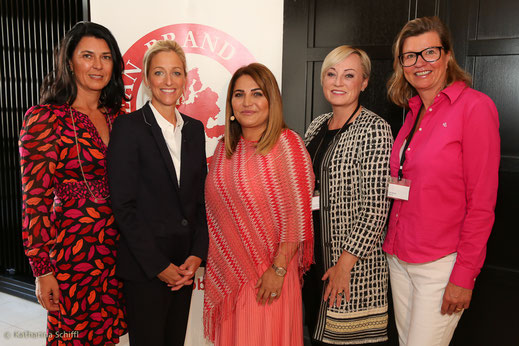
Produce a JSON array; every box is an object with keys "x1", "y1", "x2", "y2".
[
  {"x1": 441, "y1": 281, "x2": 472, "y2": 315},
  {"x1": 255, "y1": 267, "x2": 285, "y2": 305},
  {"x1": 322, "y1": 251, "x2": 358, "y2": 307}
]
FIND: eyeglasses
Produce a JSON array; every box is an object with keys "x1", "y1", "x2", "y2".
[{"x1": 399, "y1": 46, "x2": 444, "y2": 67}]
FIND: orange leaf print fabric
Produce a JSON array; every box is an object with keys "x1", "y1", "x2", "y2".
[
  {"x1": 86, "y1": 207, "x2": 100, "y2": 218},
  {"x1": 19, "y1": 104, "x2": 126, "y2": 345},
  {"x1": 72, "y1": 239, "x2": 83, "y2": 254}
]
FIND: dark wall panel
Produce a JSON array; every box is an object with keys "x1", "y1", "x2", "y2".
[
  {"x1": 416, "y1": 0, "x2": 439, "y2": 18},
  {"x1": 487, "y1": 173, "x2": 519, "y2": 269},
  {"x1": 310, "y1": 61, "x2": 326, "y2": 117},
  {"x1": 478, "y1": 0, "x2": 519, "y2": 39},
  {"x1": 360, "y1": 59, "x2": 404, "y2": 137},
  {"x1": 474, "y1": 55, "x2": 519, "y2": 157},
  {"x1": 0, "y1": 0, "x2": 88, "y2": 278},
  {"x1": 313, "y1": 0, "x2": 409, "y2": 47}
]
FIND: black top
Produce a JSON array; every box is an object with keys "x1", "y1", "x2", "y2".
[
  {"x1": 304, "y1": 124, "x2": 342, "y2": 338},
  {"x1": 306, "y1": 126, "x2": 340, "y2": 192}
]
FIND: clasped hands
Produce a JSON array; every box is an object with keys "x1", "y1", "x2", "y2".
[{"x1": 157, "y1": 255, "x2": 202, "y2": 291}]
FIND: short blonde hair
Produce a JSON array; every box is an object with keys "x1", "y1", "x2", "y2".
[
  {"x1": 387, "y1": 16, "x2": 472, "y2": 108},
  {"x1": 321, "y1": 45, "x2": 371, "y2": 84},
  {"x1": 225, "y1": 63, "x2": 287, "y2": 157},
  {"x1": 142, "y1": 40, "x2": 187, "y2": 80}
]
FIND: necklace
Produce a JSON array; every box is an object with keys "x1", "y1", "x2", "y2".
[{"x1": 69, "y1": 106, "x2": 112, "y2": 202}]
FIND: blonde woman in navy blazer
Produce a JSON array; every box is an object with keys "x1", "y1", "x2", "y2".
[{"x1": 107, "y1": 40, "x2": 208, "y2": 346}]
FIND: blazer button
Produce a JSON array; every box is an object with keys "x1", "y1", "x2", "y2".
[{"x1": 181, "y1": 219, "x2": 189, "y2": 226}]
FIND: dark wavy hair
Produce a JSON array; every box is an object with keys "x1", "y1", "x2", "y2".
[{"x1": 40, "y1": 21, "x2": 127, "y2": 114}]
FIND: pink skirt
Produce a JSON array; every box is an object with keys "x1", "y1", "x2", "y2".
[{"x1": 215, "y1": 257, "x2": 304, "y2": 346}]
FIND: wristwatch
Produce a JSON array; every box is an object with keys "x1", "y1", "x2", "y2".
[{"x1": 271, "y1": 264, "x2": 287, "y2": 277}]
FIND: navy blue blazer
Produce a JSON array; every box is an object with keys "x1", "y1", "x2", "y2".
[{"x1": 107, "y1": 103, "x2": 208, "y2": 282}]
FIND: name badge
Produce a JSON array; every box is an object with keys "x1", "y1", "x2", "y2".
[
  {"x1": 387, "y1": 176, "x2": 411, "y2": 201},
  {"x1": 312, "y1": 191, "x2": 320, "y2": 211}
]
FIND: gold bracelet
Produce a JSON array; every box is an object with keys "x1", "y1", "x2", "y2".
[{"x1": 37, "y1": 271, "x2": 54, "y2": 279}]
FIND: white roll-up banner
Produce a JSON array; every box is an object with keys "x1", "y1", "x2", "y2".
[{"x1": 91, "y1": 1, "x2": 284, "y2": 345}]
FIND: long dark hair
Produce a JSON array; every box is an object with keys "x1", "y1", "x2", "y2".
[{"x1": 40, "y1": 21, "x2": 128, "y2": 114}]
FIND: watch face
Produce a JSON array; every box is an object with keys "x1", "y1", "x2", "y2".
[
  {"x1": 272, "y1": 263, "x2": 287, "y2": 276},
  {"x1": 275, "y1": 267, "x2": 287, "y2": 276}
]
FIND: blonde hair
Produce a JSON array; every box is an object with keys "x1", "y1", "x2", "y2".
[
  {"x1": 387, "y1": 16, "x2": 472, "y2": 108},
  {"x1": 225, "y1": 63, "x2": 287, "y2": 157},
  {"x1": 321, "y1": 45, "x2": 371, "y2": 84},
  {"x1": 142, "y1": 40, "x2": 187, "y2": 81}
]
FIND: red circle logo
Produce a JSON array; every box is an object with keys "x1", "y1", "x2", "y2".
[{"x1": 122, "y1": 23, "x2": 256, "y2": 157}]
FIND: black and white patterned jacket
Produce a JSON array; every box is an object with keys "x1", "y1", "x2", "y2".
[{"x1": 304, "y1": 107, "x2": 393, "y2": 344}]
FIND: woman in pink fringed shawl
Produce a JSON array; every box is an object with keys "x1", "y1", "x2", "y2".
[{"x1": 203, "y1": 63, "x2": 314, "y2": 346}]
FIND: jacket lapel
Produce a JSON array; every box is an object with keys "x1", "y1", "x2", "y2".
[{"x1": 141, "y1": 103, "x2": 180, "y2": 192}]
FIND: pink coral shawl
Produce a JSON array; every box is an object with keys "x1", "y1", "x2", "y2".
[{"x1": 203, "y1": 129, "x2": 314, "y2": 341}]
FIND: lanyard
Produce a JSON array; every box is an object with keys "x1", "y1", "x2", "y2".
[
  {"x1": 398, "y1": 105, "x2": 423, "y2": 181},
  {"x1": 311, "y1": 103, "x2": 361, "y2": 166}
]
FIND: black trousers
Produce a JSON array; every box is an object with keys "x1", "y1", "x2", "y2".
[{"x1": 123, "y1": 278, "x2": 193, "y2": 346}]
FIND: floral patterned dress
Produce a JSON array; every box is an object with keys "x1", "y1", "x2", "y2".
[{"x1": 19, "y1": 103, "x2": 127, "y2": 345}]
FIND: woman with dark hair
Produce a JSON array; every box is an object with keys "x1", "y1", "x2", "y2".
[
  {"x1": 384, "y1": 16, "x2": 500, "y2": 345},
  {"x1": 203, "y1": 63, "x2": 314, "y2": 345},
  {"x1": 19, "y1": 21, "x2": 127, "y2": 345}
]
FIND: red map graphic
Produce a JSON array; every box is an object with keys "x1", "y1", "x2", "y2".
[{"x1": 178, "y1": 68, "x2": 224, "y2": 139}]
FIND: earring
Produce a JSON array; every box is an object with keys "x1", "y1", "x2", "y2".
[{"x1": 230, "y1": 115, "x2": 235, "y2": 121}]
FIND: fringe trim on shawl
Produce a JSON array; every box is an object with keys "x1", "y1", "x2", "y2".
[{"x1": 203, "y1": 238, "x2": 313, "y2": 342}]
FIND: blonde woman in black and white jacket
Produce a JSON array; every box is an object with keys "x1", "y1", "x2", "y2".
[{"x1": 302, "y1": 45, "x2": 393, "y2": 346}]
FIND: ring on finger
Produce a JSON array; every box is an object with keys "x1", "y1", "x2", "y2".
[
  {"x1": 455, "y1": 307, "x2": 463, "y2": 312},
  {"x1": 337, "y1": 291, "x2": 344, "y2": 297},
  {"x1": 270, "y1": 292, "x2": 277, "y2": 297}
]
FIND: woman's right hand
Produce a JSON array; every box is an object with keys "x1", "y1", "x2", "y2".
[
  {"x1": 322, "y1": 250, "x2": 358, "y2": 307},
  {"x1": 157, "y1": 263, "x2": 192, "y2": 287},
  {"x1": 322, "y1": 263, "x2": 351, "y2": 307},
  {"x1": 35, "y1": 274, "x2": 60, "y2": 311}
]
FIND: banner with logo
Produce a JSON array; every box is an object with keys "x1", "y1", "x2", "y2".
[
  {"x1": 91, "y1": 0, "x2": 283, "y2": 158},
  {"x1": 91, "y1": 1, "x2": 284, "y2": 345}
]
